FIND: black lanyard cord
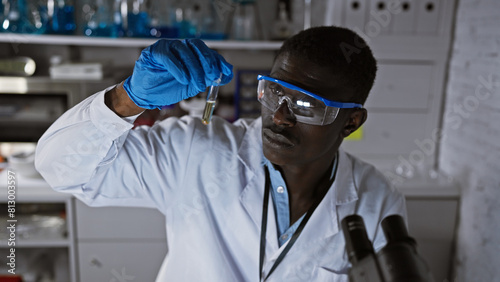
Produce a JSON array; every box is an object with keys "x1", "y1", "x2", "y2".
[
  {"x1": 259, "y1": 160, "x2": 338, "y2": 281},
  {"x1": 259, "y1": 167, "x2": 270, "y2": 280}
]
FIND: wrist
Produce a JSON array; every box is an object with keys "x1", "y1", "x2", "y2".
[{"x1": 105, "y1": 81, "x2": 145, "y2": 117}]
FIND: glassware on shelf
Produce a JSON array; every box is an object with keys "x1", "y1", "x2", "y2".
[
  {"x1": 148, "y1": 0, "x2": 178, "y2": 38},
  {"x1": 111, "y1": 0, "x2": 125, "y2": 37},
  {"x1": 0, "y1": 203, "x2": 67, "y2": 241},
  {"x1": 0, "y1": 1, "x2": 5, "y2": 33},
  {"x1": 229, "y1": 0, "x2": 261, "y2": 40},
  {"x1": 1, "y1": 0, "x2": 48, "y2": 34},
  {"x1": 82, "y1": 0, "x2": 122, "y2": 37},
  {"x1": 126, "y1": 0, "x2": 150, "y2": 37},
  {"x1": 47, "y1": 0, "x2": 76, "y2": 35},
  {"x1": 271, "y1": 1, "x2": 292, "y2": 40},
  {"x1": 198, "y1": 0, "x2": 227, "y2": 40},
  {"x1": 169, "y1": 0, "x2": 199, "y2": 39}
]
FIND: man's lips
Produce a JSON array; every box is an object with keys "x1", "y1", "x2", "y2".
[{"x1": 262, "y1": 128, "x2": 294, "y2": 148}]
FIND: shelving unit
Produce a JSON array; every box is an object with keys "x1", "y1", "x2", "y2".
[
  {"x1": 0, "y1": 239, "x2": 71, "y2": 248},
  {"x1": 0, "y1": 171, "x2": 76, "y2": 282},
  {"x1": 0, "y1": 33, "x2": 283, "y2": 50}
]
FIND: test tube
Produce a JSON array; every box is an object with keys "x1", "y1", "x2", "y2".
[{"x1": 202, "y1": 74, "x2": 222, "y2": 125}]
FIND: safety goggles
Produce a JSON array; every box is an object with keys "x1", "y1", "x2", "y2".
[{"x1": 257, "y1": 75, "x2": 363, "y2": 125}]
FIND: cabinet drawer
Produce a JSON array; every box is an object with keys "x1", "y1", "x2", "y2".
[
  {"x1": 75, "y1": 199, "x2": 166, "y2": 240},
  {"x1": 406, "y1": 198, "x2": 458, "y2": 240},
  {"x1": 78, "y1": 241, "x2": 167, "y2": 282},
  {"x1": 342, "y1": 112, "x2": 428, "y2": 156},
  {"x1": 366, "y1": 64, "x2": 434, "y2": 110}
]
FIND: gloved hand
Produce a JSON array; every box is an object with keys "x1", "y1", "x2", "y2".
[{"x1": 123, "y1": 38, "x2": 233, "y2": 109}]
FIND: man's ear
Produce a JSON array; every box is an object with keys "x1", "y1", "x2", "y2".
[{"x1": 341, "y1": 108, "x2": 367, "y2": 138}]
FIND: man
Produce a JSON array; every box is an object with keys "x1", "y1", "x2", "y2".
[{"x1": 35, "y1": 26, "x2": 406, "y2": 281}]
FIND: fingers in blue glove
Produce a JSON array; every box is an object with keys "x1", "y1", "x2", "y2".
[
  {"x1": 123, "y1": 39, "x2": 234, "y2": 110},
  {"x1": 151, "y1": 39, "x2": 206, "y2": 93},
  {"x1": 184, "y1": 39, "x2": 234, "y2": 86}
]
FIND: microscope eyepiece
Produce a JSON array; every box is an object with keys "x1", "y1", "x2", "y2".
[{"x1": 341, "y1": 214, "x2": 375, "y2": 265}]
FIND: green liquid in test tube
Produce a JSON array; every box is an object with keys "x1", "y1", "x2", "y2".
[{"x1": 202, "y1": 74, "x2": 222, "y2": 125}]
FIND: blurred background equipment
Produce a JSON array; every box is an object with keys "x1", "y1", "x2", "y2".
[
  {"x1": 0, "y1": 56, "x2": 36, "y2": 76},
  {"x1": 342, "y1": 214, "x2": 434, "y2": 282}
]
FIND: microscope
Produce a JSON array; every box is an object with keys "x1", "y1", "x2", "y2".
[{"x1": 341, "y1": 214, "x2": 434, "y2": 282}]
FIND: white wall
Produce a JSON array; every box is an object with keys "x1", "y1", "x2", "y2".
[{"x1": 439, "y1": 0, "x2": 500, "y2": 280}]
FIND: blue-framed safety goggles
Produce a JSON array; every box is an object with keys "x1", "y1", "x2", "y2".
[{"x1": 257, "y1": 75, "x2": 362, "y2": 125}]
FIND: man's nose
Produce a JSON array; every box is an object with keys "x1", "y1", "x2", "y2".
[{"x1": 272, "y1": 100, "x2": 296, "y2": 127}]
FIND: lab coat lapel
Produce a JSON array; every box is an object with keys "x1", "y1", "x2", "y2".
[
  {"x1": 238, "y1": 166, "x2": 280, "y2": 252},
  {"x1": 285, "y1": 149, "x2": 359, "y2": 253},
  {"x1": 237, "y1": 118, "x2": 280, "y2": 252}
]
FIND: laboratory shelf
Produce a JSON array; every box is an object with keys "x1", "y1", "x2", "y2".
[
  {"x1": 0, "y1": 33, "x2": 283, "y2": 50},
  {"x1": 0, "y1": 239, "x2": 71, "y2": 248}
]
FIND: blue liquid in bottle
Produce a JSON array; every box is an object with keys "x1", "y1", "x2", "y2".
[
  {"x1": 127, "y1": 11, "x2": 149, "y2": 37},
  {"x1": 0, "y1": 1, "x2": 4, "y2": 32},
  {"x1": 83, "y1": 0, "x2": 114, "y2": 37},
  {"x1": 1, "y1": 0, "x2": 37, "y2": 34},
  {"x1": 51, "y1": 3, "x2": 76, "y2": 35}
]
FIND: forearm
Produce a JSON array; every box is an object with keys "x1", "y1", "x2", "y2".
[
  {"x1": 35, "y1": 88, "x2": 135, "y2": 190},
  {"x1": 105, "y1": 81, "x2": 145, "y2": 117},
  {"x1": 34, "y1": 87, "x2": 165, "y2": 208}
]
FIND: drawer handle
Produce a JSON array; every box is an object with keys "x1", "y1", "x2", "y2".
[{"x1": 90, "y1": 257, "x2": 103, "y2": 268}]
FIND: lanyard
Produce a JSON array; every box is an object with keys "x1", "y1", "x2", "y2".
[{"x1": 259, "y1": 159, "x2": 338, "y2": 281}]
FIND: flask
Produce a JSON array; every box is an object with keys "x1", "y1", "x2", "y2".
[{"x1": 272, "y1": 1, "x2": 292, "y2": 40}]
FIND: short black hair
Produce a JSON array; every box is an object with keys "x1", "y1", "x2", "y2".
[{"x1": 276, "y1": 26, "x2": 377, "y2": 105}]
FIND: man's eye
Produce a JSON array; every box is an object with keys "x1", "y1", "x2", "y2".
[{"x1": 268, "y1": 85, "x2": 284, "y2": 96}]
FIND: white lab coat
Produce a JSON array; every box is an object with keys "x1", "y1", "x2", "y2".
[{"x1": 35, "y1": 88, "x2": 407, "y2": 282}]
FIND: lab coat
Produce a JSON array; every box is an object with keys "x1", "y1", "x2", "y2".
[{"x1": 35, "y1": 88, "x2": 407, "y2": 282}]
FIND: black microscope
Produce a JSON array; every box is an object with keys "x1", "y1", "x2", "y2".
[{"x1": 341, "y1": 214, "x2": 434, "y2": 282}]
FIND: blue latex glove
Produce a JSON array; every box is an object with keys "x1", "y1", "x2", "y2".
[{"x1": 123, "y1": 38, "x2": 233, "y2": 109}]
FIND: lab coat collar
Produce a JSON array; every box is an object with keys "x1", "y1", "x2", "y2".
[
  {"x1": 237, "y1": 117, "x2": 264, "y2": 176},
  {"x1": 264, "y1": 148, "x2": 360, "y2": 270},
  {"x1": 290, "y1": 148, "x2": 359, "y2": 246},
  {"x1": 334, "y1": 148, "x2": 359, "y2": 205}
]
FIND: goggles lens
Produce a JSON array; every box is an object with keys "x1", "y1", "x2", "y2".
[{"x1": 257, "y1": 75, "x2": 362, "y2": 125}]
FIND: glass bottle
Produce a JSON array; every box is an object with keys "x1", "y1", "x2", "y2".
[
  {"x1": 83, "y1": 0, "x2": 114, "y2": 37},
  {"x1": 199, "y1": 0, "x2": 227, "y2": 40},
  {"x1": 49, "y1": 0, "x2": 76, "y2": 35},
  {"x1": 231, "y1": 0, "x2": 257, "y2": 40},
  {"x1": 1, "y1": 0, "x2": 46, "y2": 34},
  {"x1": 170, "y1": 0, "x2": 198, "y2": 38},
  {"x1": 0, "y1": 1, "x2": 5, "y2": 32},
  {"x1": 149, "y1": 0, "x2": 177, "y2": 38},
  {"x1": 126, "y1": 0, "x2": 150, "y2": 37}
]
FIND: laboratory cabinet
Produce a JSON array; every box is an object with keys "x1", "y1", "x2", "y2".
[
  {"x1": 0, "y1": 171, "x2": 77, "y2": 282},
  {"x1": 74, "y1": 199, "x2": 167, "y2": 282},
  {"x1": 402, "y1": 177, "x2": 461, "y2": 282}
]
